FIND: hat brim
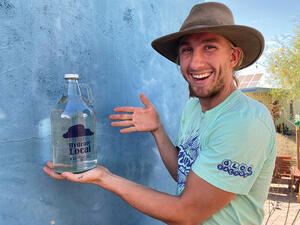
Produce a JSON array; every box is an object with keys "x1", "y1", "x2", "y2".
[{"x1": 151, "y1": 25, "x2": 264, "y2": 70}]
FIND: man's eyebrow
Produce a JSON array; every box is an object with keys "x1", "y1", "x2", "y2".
[{"x1": 202, "y1": 38, "x2": 219, "y2": 43}]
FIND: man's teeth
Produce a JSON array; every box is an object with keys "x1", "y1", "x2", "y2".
[{"x1": 191, "y1": 73, "x2": 211, "y2": 79}]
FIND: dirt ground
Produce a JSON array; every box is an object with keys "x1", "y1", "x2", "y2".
[
  {"x1": 262, "y1": 133, "x2": 300, "y2": 225},
  {"x1": 263, "y1": 183, "x2": 300, "y2": 224}
]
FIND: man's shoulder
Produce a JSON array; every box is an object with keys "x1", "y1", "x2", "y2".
[
  {"x1": 220, "y1": 92, "x2": 275, "y2": 134},
  {"x1": 239, "y1": 93, "x2": 272, "y2": 122},
  {"x1": 225, "y1": 91, "x2": 272, "y2": 119},
  {"x1": 183, "y1": 97, "x2": 201, "y2": 113}
]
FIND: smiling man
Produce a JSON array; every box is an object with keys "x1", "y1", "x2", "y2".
[
  {"x1": 178, "y1": 32, "x2": 241, "y2": 111},
  {"x1": 44, "y1": 2, "x2": 276, "y2": 225}
]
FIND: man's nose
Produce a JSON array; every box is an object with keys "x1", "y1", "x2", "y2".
[{"x1": 189, "y1": 51, "x2": 206, "y2": 69}]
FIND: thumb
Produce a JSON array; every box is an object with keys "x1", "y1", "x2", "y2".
[{"x1": 140, "y1": 94, "x2": 152, "y2": 108}]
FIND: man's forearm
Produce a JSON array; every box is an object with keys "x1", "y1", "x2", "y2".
[
  {"x1": 152, "y1": 124, "x2": 178, "y2": 181},
  {"x1": 97, "y1": 170, "x2": 183, "y2": 224},
  {"x1": 94, "y1": 169, "x2": 231, "y2": 225}
]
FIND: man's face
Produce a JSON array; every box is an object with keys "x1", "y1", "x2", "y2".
[{"x1": 179, "y1": 32, "x2": 239, "y2": 100}]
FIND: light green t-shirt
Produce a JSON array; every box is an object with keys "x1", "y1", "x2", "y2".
[{"x1": 176, "y1": 90, "x2": 276, "y2": 225}]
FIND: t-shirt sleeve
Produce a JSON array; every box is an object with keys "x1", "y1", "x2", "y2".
[{"x1": 191, "y1": 113, "x2": 274, "y2": 195}]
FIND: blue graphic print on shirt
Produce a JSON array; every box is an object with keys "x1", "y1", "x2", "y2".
[
  {"x1": 177, "y1": 130, "x2": 200, "y2": 194},
  {"x1": 217, "y1": 159, "x2": 254, "y2": 178}
]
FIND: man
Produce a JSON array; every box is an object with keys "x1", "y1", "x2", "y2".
[{"x1": 44, "y1": 2, "x2": 276, "y2": 224}]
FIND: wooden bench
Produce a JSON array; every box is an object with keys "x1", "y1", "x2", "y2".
[
  {"x1": 271, "y1": 155, "x2": 292, "y2": 185},
  {"x1": 270, "y1": 155, "x2": 300, "y2": 202},
  {"x1": 291, "y1": 167, "x2": 300, "y2": 202}
]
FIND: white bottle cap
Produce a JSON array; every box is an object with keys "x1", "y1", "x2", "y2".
[{"x1": 64, "y1": 74, "x2": 79, "y2": 79}]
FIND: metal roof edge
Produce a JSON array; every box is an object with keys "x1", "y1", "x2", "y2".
[{"x1": 239, "y1": 87, "x2": 271, "y2": 93}]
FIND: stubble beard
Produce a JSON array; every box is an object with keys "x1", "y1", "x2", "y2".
[{"x1": 189, "y1": 69, "x2": 225, "y2": 99}]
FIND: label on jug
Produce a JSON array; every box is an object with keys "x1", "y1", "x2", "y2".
[{"x1": 62, "y1": 124, "x2": 94, "y2": 161}]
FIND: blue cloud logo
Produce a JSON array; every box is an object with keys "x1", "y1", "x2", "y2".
[{"x1": 63, "y1": 124, "x2": 94, "y2": 138}]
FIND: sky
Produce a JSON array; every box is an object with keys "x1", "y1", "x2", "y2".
[{"x1": 204, "y1": 0, "x2": 300, "y2": 77}]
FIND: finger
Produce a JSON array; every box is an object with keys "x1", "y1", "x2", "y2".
[
  {"x1": 140, "y1": 94, "x2": 152, "y2": 108},
  {"x1": 111, "y1": 121, "x2": 134, "y2": 127},
  {"x1": 120, "y1": 126, "x2": 137, "y2": 134},
  {"x1": 113, "y1": 107, "x2": 135, "y2": 113},
  {"x1": 46, "y1": 161, "x2": 54, "y2": 169},
  {"x1": 61, "y1": 172, "x2": 86, "y2": 183},
  {"x1": 43, "y1": 166, "x2": 65, "y2": 180},
  {"x1": 109, "y1": 114, "x2": 132, "y2": 120}
]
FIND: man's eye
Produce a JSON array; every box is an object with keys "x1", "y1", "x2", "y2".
[
  {"x1": 180, "y1": 47, "x2": 192, "y2": 54},
  {"x1": 204, "y1": 45, "x2": 216, "y2": 50}
]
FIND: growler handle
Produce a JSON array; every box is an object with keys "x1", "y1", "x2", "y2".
[{"x1": 80, "y1": 83, "x2": 94, "y2": 108}]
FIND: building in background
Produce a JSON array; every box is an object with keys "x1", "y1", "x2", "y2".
[{"x1": 237, "y1": 73, "x2": 300, "y2": 135}]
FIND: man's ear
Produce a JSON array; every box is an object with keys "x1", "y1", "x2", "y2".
[{"x1": 230, "y1": 47, "x2": 241, "y2": 68}]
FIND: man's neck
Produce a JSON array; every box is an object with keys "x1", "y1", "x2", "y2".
[{"x1": 199, "y1": 83, "x2": 237, "y2": 113}]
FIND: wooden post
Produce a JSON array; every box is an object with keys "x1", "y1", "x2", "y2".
[
  {"x1": 294, "y1": 124, "x2": 300, "y2": 202},
  {"x1": 297, "y1": 126, "x2": 300, "y2": 170},
  {"x1": 298, "y1": 184, "x2": 300, "y2": 203}
]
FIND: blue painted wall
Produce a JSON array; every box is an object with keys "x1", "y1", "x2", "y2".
[{"x1": 0, "y1": 0, "x2": 201, "y2": 224}]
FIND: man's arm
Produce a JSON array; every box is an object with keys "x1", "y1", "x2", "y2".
[
  {"x1": 98, "y1": 170, "x2": 236, "y2": 225},
  {"x1": 109, "y1": 94, "x2": 178, "y2": 180},
  {"x1": 44, "y1": 162, "x2": 236, "y2": 225},
  {"x1": 151, "y1": 123, "x2": 178, "y2": 181}
]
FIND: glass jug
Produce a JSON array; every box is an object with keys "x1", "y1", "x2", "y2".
[{"x1": 50, "y1": 74, "x2": 97, "y2": 173}]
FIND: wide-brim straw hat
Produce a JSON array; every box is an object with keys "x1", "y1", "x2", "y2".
[{"x1": 151, "y1": 2, "x2": 264, "y2": 70}]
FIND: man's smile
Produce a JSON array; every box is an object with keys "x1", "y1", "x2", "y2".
[{"x1": 190, "y1": 71, "x2": 213, "y2": 82}]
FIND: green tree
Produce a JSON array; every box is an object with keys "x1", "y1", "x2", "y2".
[{"x1": 268, "y1": 24, "x2": 300, "y2": 102}]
